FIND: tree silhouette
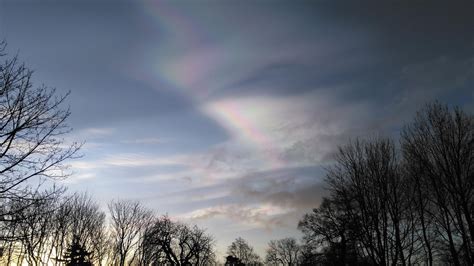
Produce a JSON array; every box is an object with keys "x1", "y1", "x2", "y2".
[
  {"x1": 265, "y1": 237, "x2": 301, "y2": 266},
  {"x1": 298, "y1": 197, "x2": 362, "y2": 265},
  {"x1": 108, "y1": 199, "x2": 153, "y2": 266},
  {"x1": 50, "y1": 192, "x2": 107, "y2": 265},
  {"x1": 299, "y1": 103, "x2": 474, "y2": 266},
  {"x1": 227, "y1": 237, "x2": 262, "y2": 265},
  {"x1": 225, "y1": 255, "x2": 244, "y2": 266},
  {"x1": 0, "y1": 41, "x2": 80, "y2": 237},
  {"x1": 138, "y1": 215, "x2": 216, "y2": 265},
  {"x1": 61, "y1": 235, "x2": 92, "y2": 266},
  {"x1": 402, "y1": 102, "x2": 474, "y2": 265}
]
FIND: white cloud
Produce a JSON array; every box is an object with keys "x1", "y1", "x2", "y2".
[
  {"x1": 101, "y1": 153, "x2": 179, "y2": 167},
  {"x1": 181, "y1": 203, "x2": 292, "y2": 230},
  {"x1": 121, "y1": 137, "x2": 164, "y2": 145},
  {"x1": 62, "y1": 173, "x2": 96, "y2": 184},
  {"x1": 80, "y1": 127, "x2": 115, "y2": 137},
  {"x1": 69, "y1": 153, "x2": 186, "y2": 173},
  {"x1": 202, "y1": 90, "x2": 372, "y2": 168}
]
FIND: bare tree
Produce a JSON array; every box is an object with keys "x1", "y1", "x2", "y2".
[
  {"x1": 265, "y1": 237, "x2": 300, "y2": 266},
  {"x1": 138, "y1": 215, "x2": 216, "y2": 265},
  {"x1": 108, "y1": 199, "x2": 153, "y2": 266},
  {"x1": 299, "y1": 102, "x2": 474, "y2": 266},
  {"x1": 227, "y1": 237, "x2": 261, "y2": 266},
  {"x1": 298, "y1": 197, "x2": 362, "y2": 265},
  {"x1": 49, "y1": 192, "x2": 107, "y2": 265},
  {"x1": 322, "y1": 138, "x2": 420, "y2": 265},
  {"x1": 0, "y1": 42, "x2": 81, "y2": 259},
  {"x1": 8, "y1": 189, "x2": 62, "y2": 266},
  {"x1": 0, "y1": 41, "x2": 81, "y2": 265},
  {"x1": 0, "y1": 42, "x2": 80, "y2": 206},
  {"x1": 402, "y1": 102, "x2": 474, "y2": 265}
]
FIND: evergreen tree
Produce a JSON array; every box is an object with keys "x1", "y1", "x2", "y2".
[{"x1": 62, "y1": 235, "x2": 92, "y2": 266}]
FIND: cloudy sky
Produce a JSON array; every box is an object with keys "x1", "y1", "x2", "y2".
[{"x1": 1, "y1": 0, "x2": 473, "y2": 258}]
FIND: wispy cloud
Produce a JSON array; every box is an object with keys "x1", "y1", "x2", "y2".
[
  {"x1": 182, "y1": 203, "x2": 292, "y2": 230},
  {"x1": 102, "y1": 153, "x2": 178, "y2": 167},
  {"x1": 80, "y1": 127, "x2": 115, "y2": 137},
  {"x1": 63, "y1": 173, "x2": 96, "y2": 184},
  {"x1": 70, "y1": 153, "x2": 184, "y2": 171},
  {"x1": 143, "y1": 166, "x2": 327, "y2": 233},
  {"x1": 121, "y1": 137, "x2": 164, "y2": 145}
]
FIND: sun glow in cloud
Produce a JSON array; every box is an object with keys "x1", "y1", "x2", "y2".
[
  {"x1": 201, "y1": 92, "x2": 359, "y2": 169},
  {"x1": 203, "y1": 97, "x2": 286, "y2": 169}
]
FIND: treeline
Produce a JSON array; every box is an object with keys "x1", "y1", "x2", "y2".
[
  {"x1": 298, "y1": 103, "x2": 474, "y2": 266},
  {"x1": 0, "y1": 189, "x2": 299, "y2": 266},
  {"x1": 0, "y1": 190, "x2": 297, "y2": 266},
  {"x1": 0, "y1": 193, "x2": 217, "y2": 265}
]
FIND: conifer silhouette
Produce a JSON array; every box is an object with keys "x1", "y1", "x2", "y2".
[{"x1": 62, "y1": 235, "x2": 92, "y2": 266}]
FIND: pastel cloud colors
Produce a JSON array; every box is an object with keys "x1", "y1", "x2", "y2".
[{"x1": 1, "y1": 0, "x2": 473, "y2": 258}]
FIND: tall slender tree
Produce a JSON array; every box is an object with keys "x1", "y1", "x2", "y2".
[
  {"x1": 402, "y1": 102, "x2": 474, "y2": 265},
  {"x1": 108, "y1": 199, "x2": 152, "y2": 266}
]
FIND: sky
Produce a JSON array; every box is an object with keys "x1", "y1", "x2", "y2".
[{"x1": 0, "y1": 0, "x2": 473, "y2": 259}]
